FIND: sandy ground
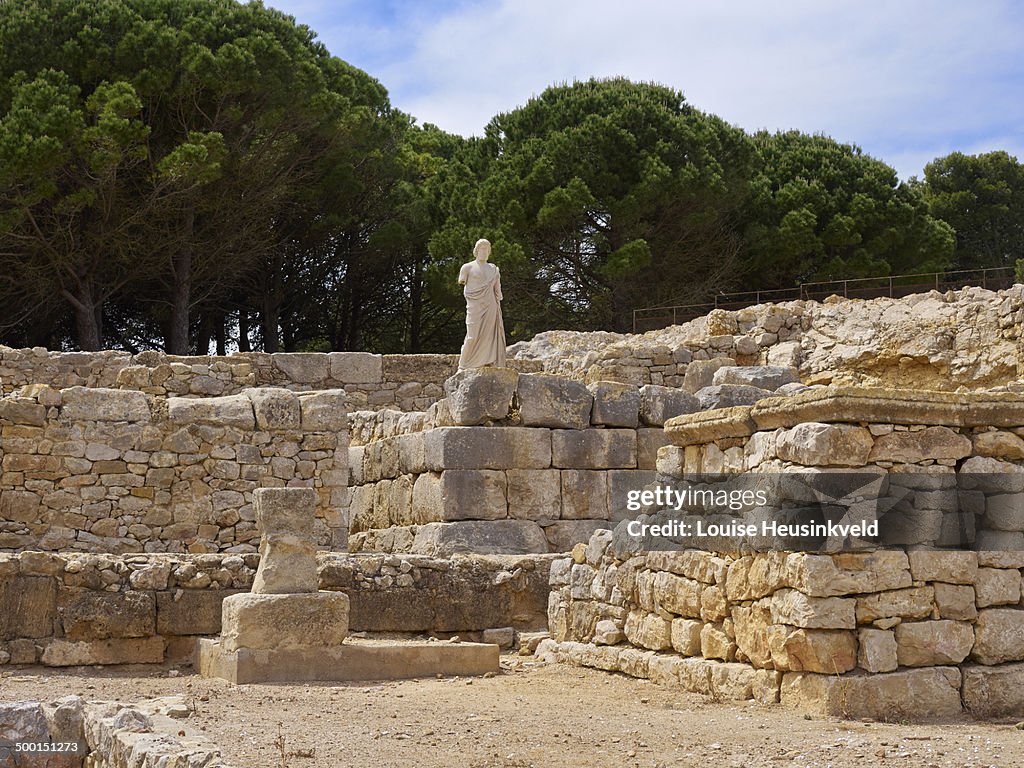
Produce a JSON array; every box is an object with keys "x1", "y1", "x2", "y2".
[{"x1": 3, "y1": 657, "x2": 1023, "y2": 768}]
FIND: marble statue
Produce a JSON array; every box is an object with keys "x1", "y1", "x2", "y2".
[{"x1": 457, "y1": 238, "x2": 506, "y2": 369}]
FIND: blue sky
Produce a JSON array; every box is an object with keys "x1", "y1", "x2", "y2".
[{"x1": 264, "y1": 0, "x2": 1024, "y2": 180}]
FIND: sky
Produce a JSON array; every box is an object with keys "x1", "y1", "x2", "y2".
[{"x1": 263, "y1": 0, "x2": 1024, "y2": 181}]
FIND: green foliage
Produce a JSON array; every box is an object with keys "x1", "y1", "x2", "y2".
[
  {"x1": 921, "y1": 151, "x2": 1024, "y2": 271},
  {"x1": 742, "y1": 131, "x2": 955, "y2": 288}
]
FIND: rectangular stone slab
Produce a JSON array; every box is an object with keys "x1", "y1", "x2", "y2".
[{"x1": 198, "y1": 638, "x2": 500, "y2": 684}]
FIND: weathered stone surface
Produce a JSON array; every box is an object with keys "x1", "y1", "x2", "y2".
[
  {"x1": 786, "y1": 551, "x2": 912, "y2": 597},
  {"x1": 623, "y1": 610, "x2": 671, "y2": 650},
  {"x1": 245, "y1": 387, "x2": 300, "y2": 430},
  {"x1": 767, "y1": 627, "x2": 857, "y2": 673},
  {"x1": 972, "y1": 608, "x2": 1024, "y2": 664},
  {"x1": 424, "y1": 427, "x2": 551, "y2": 470},
  {"x1": 781, "y1": 667, "x2": 962, "y2": 719},
  {"x1": 984, "y1": 492, "x2": 1024, "y2": 531},
  {"x1": 588, "y1": 381, "x2": 640, "y2": 428},
  {"x1": 272, "y1": 353, "x2": 329, "y2": 383},
  {"x1": 683, "y1": 358, "x2": 735, "y2": 393},
  {"x1": 894, "y1": 620, "x2": 973, "y2": 666},
  {"x1": 855, "y1": 586, "x2": 934, "y2": 623},
  {"x1": 932, "y1": 582, "x2": 977, "y2": 620},
  {"x1": 776, "y1": 423, "x2": 873, "y2": 467},
  {"x1": 41, "y1": 637, "x2": 165, "y2": 666},
  {"x1": 962, "y1": 663, "x2": 1024, "y2": 717},
  {"x1": 516, "y1": 373, "x2": 593, "y2": 429},
  {"x1": 167, "y1": 393, "x2": 254, "y2": 430},
  {"x1": 695, "y1": 384, "x2": 773, "y2": 411},
  {"x1": 329, "y1": 352, "x2": 383, "y2": 384},
  {"x1": 157, "y1": 589, "x2": 242, "y2": 636},
  {"x1": 382, "y1": 354, "x2": 457, "y2": 384},
  {"x1": 551, "y1": 429, "x2": 636, "y2": 469},
  {"x1": 594, "y1": 618, "x2": 624, "y2": 645},
  {"x1": 973, "y1": 430, "x2": 1024, "y2": 460},
  {"x1": 731, "y1": 601, "x2": 773, "y2": 668},
  {"x1": 59, "y1": 589, "x2": 154, "y2": 640},
  {"x1": 560, "y1": 470, "x2": 608, "y2": 520},
  {"x1": 770, "y1": 589, "x2": 855, "y2": 629},
  {"x1": 62, "y1": 387, "x2": 150, "y2": 422},
  {"x1": 868, "y1": 426, "x2": 972, "y2": 463},
  {"x1": 652, "y1": 570, "x2": 702, "y2": 618},
  {"x1": 0, "y1": 575, "x2": 56, "y2": 639},
  {"x1": 433, "y1": 469, "x2": 508, "y2": 521},
  {"x1": 638, "y1": 385, "x2": 699, "y2": 426},
  {"x1": 858, "y1": 627, "x2": 897, "y2": 673},
  {"x1": 298, "y1": 389, "x2": 348, "y2": 432},
  {"x1": 636, "y1": 429, "x2": 670, "y2": 471},
  {"x1": 251, "y1": 487, "x2": 318, "y2": 594},
  {"x1": 544, "y1": 520, "x2": 609, "y2": 552},
  {"x1": 713, "y1": 366, "x2": 800, "y2": 390},
  {"x1": 700, "y1": 622, "x2": 736, "y2": 661},
  {"x1": 907, "y1": 550, "x2": 978, "y2": 584},
  {"x1": 975, "y1": 567, "x2": 1021, "y2": 607},
  {"x1": 670, "y1": 618, "x2": 703, "y2": 655},
  {"x1": 220, "y1": 591, "x2": 350, "y2": 651},
  {"x1": 444, "y1": 368, "x2": 518, "y2": 425},
  {"x1": 411, "y1": 520, "x2": 549, "y2": 556},
  {"x1": 506, "y1": 469, "x2": 561, "y2": 522}
]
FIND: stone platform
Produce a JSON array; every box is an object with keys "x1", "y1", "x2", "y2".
[{"x1": 197, "y1": 637, "x2": 500, "y2": 684}]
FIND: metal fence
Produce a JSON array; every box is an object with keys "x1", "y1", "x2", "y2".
[{"x1": 632, "y1": 266, "x2": 1016, "y2": 333}]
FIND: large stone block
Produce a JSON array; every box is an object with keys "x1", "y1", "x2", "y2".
[
  {"x1": 62, "y1": 387, "x2": 150, "y2": 422},
  {"x1": 444, "y1": 368, "x2": 518, "y2": 425},
  {"x1": 972, "y1": 608, "x2": 1024, "y2": 664},
  {"x1": 868, "y1": 426, "x2": 972, "y2": 463},
  {"x1": 855, "y1": 586, "x2": 934, "y2": 623},
  {"x1": 973, "y1": 430, "x2": 1024, "y2": 460},
  {"x1": 551, "y1": 429, "x2": 636, "y2": 469},
  {"x1": 245, "y1": 387, "x2": 300, "y2": 430},
  {"x1": 731, "y1": 600, "x2": 774, "y2": 667},
  {"x1": 157, "y1": 589, "x2": 243, "y2": 636},
  {"x1": 382, "y1": 354, "x2": 457, "y2": 384},
  {"x1": 770, "y1": 589, "x2": 855, "y2": 629},
  {"x1": 963, "y1": 663, "x2": 1024, "y2": 717},
  {"x1": 435, "y1": 469, "x2": 508, "y2": 521},
  {"x1": 41, "y1": 637, "x2": 165, "y2": 666},
  {"x1": 975, "y1": 566, "x2": 1021, "y2": 607},
  {"x1": 623, "y1": 610, "x2": 671, "y2": 650},
  {"x1": 767, "y1": 626, "x2": 857, "y2": 673},
  {"x1": 298, "y1": 389, "x2": 348, "y2": 432},
  {"x1": 638, "y1": 385, "x2": 699, "y2": 426},
  {"x1": 776, "y1": 423, "x2": 874, "y2": 467},
  {"x1": 330, "y1": 352, "x2": 383, "y2": 384},
  {"x1": 0, "y1": 575, "x2": 56, "y2": 639},
  {"x1": 652, "y1": 570, "x2": 702, "y2": 618},
  {"x1": 423, "y1": 427, "x2": 551, "y2": 470},
  {"x1": 858, "y1": 627, "x2": 897, "y2": 673},
  {"x1": 713, "y1": 365, "x2": 799, "y2": 390},
  {"x1": 780, "y1": 667, "x2": 962, "y2": 719},
  {"x1": 607, "y1": 470, "x2": 657, "y2": 522},
  {"x1": 894, "y1": 620, "x2": 973, "y2": 666},
  {"x1": 517, "y1": 373, "x2": 593, "y2": 429},
  {"x1": 543, "y1": 520, "x2": 610, "y2": 552},
  {"x1": 695, "y1": 384, "x2": 773, "y2": 411},
  {"x1": 588, "y1": 381, "x2": 640, "y2": 428},
  {"x1": 786, "y1": 551, "x2": 912, "y2": 597},
  {"x1": 933, "y1": 582, "x2": 977, "y2": 620},
  {"x1": 506, "y1": 469, "x2": 561, "y2": 522},
  {"x1": 683, "y1": 359, "x2": 734, "y2": 392},
  {"x1": 411, "y1": 520, "x2": 549, "y2": 556},
  {"x1": 636, "y1": 429, "x2": 670, "y2": 470},
  {"x1": 560, "y1": 470, "x2": 608, "y2": 520},
  {"x1": 272, "y1": 352, "x2": 329, "y2": 383},
  {"x1": 906, "y1": 550, "x2": 978, "y2": 583},
  {"x1": 251, "y1": 487, "x2": 318, "y2": 594},
  {"x1": 59, "y1": 589, "x2": 154, "y2": 640},
  {"x1": 220, "y1": 591, "x2": 350, "y2": 652},
  {"x1": 167, "y1": 394, "x2": 254, "y2": 430}
]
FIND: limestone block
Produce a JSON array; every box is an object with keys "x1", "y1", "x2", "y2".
[
  {"x1": 59, "y1": 589, "x2": 154, "y2": 640},
  {"x1": 976, "y1": 529, "x2": 1024, "y2": 551},
  {"x1": 272, "y1": 353, "x2": 329, "y2": 383},
  {"x1": 251, "y1": 487, "x2": 318, "y2": 594},
  {"x1": 593, "y1": 619, "x2": 624, "y2": 645},
  {"x1": 0, "y1": 398, "x2": 45, "y2": 425},
  {"x1": 245, "y1": 387, "x2": 300, "y2": 430},
  {"x1": 506, "y1": 469, "x2": 561, "y2": 521},
  {"x1": 435, "y1": 469, "x2": 508, "y2": 521},
  {"x1": 973, "y1": 430, "x2": 1024, "y2": 460},
  {"x1": 607, "y1": 470, "x2": 657, "y2": 522},
  {"x1": 560, "y1": 470, "x2": 608, "y2": 520},
  {"x1": 517, "y1": 373, "x2": 593, "y2": 429},
  {"x1": 423, "y1": 427, "x2": 551, "y2": 470},
  {"x1": 588, "y1": 381, "x2": 640, "y2": 427},
  {"x1": 62, "y1": 387, "x2": 150, "y2": 422},
  {"x1": 854, "y1": 586, "x2": 934, "y2": 623},
  {"x1": 932, "y1": 582, "x2": 977, "y2": 620},
  {"x1": 382, "y1": 354, "x2": 457, "y2": 384},
  {"x1": 985, "y1": 493, "x2": 1024, "y2": 531},
  {"x1": 780, "y1": 667, "x2": 962, "y2": 719},
  {"x1": 167, "y1": 394, "x2": 254, "y2": 430},
  {"x1": 712, "y1": 365, "x2": 799, "y2": 390},
  {"x1": 868, "y1": 426, "x2": 972, "y2": 463},
  {"x1": 0, "y1": 575, "x2": 56, "y2": 639},
  {"x1": 551, "y1": 429, "x2": 636, "y2": 469},
  {"x1": 671, "y1": 618, "x2": 703, "y2": 655},
  {"x1": 683, "y1": 358, "x2": 735, "y2": 392},
  {"x1": 623, "y1": 610, "x2": 671, "y2": 651},
  {"x1": 695, "y1": 384, "x2": 773, "y2": 411},
  {"x1": 963, "y1": 663, "x2": 1024, "y2": 717},
  {"x1": 652, "y1": 570, "x2": 702, "y2": 618},
  {"x1": 220, "y1": 591, "x2": 349, "y2": 652},
  {"x1": 699, "y1": 585, "x2": 729, "y2": 623},
  {"x1": 786, "y1": 551, "x2": 911, "y2": 597},
  {"x1": 395, "y1": 433, "x2": 426, "y2": 475},
  {"x1": 975, "y1": 567, "x2": 1021, "y2": 607},
  {"x1": 638, "y1": 385, "x2": 699, "y2": 426},
  {"x1": 636, "y1": 429, "x2": 670, "y2": 471},
  {"x1": 40, "y1": 637, "x2": 165, "y2": 666},
  {"x1": 443, "y1": 367, "x2": 518, "y2": 425},
  {"x1": 411, "y1": 520, "x2": 549, "y2": 556},
  {"x1": 770, "y1": 589, "x2": 855, "y2": 629},
  {"x1": 298, "y1": 390, "x2": 348, "y2": 432},
  {"x1": 731, "y1": 600, "x2": 774, "y2": 668},
  {"x1": 157, "y1": 589, "x2": 242, "y2": 635},
  {"x1": 907, "y1": 550, "x2": 978, "y2": 584},
  {"x1": 767, "y1": 626, "x2": 857, "y2": 673},
  {"x1": 543, "y1": 520, "x2": 609, "y2": 552},
  {"x1": 329, "y1": 352, "x2": 383, "y2": 384},
  {"x1": 858, "y1": 628, "x2": 897, "y2": 673},
  {"x1": 972, "y1": 608, "x2": 1024, "y2": 664},
  {"x1": 700, "y1": 622, "x2": 736, "y2": 661},
  {"x1": 895, "y1": 620, "x2": 974, "y2": 666},
  {"x1": 776, "y1": 423, "x2": 873, "y2": 467}
]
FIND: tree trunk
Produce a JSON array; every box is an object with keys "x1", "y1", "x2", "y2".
[
  {"x1": 237, "y1": 309, "x2": 252, "y2": 352},
  {"x1": 409, "y1": 254, "x2": 423, "y2": 353},
  {"x1": 62, "y1": 282, "x2": 102, "y2": 351},
  {"x1": 215, "y1": 312, "x2": 227, "y2": 356},
  {"x1": 167, "y1": 207, "x2": 194, "y2": 355}
]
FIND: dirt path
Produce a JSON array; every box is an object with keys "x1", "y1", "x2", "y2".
[{"x1": 3, "y1": 658, "x2": 1022, "y2": 768}]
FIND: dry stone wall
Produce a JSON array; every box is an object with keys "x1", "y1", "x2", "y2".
[
  {"x1": 0, "y1": 550, "x2": 551, "y2": 667},
  {"x1": 0, "y1": 385, "x2": 348, "y2": 553}
]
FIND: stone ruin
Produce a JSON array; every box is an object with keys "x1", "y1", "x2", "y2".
[{"x1": 2, "y1": 284, "x2": 1024, "y2": 762}]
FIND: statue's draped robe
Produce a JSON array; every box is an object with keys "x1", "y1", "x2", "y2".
[{"x1": 458, "y1": 261, "x2": 506, "y2": 369}]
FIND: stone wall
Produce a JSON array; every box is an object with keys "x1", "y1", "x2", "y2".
[
  {"x1": 0, "y1": 550, "x2": 552, "y2": 667},
  {"x1": 0, "y1": 385, "x2": 348, "y2": 553}
]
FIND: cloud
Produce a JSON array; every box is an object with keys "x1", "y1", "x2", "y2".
[{"x1": 265, "y1": 0, "x2": 1024, "y2": 179}]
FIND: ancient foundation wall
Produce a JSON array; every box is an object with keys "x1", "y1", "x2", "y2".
[
  {"x1": 0, "y1": 551, "x2": 551, "y2": 667},
  {"x1": 0, "y1": 386, "x2": 348, "y2": 553},
  {"x1": 541, "y1": 387, "x2": 1024, "y2": 719}
]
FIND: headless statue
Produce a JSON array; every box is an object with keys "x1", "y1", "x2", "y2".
[{"x1": 457, "y1": 238, "x2": 507, "y2": 369}]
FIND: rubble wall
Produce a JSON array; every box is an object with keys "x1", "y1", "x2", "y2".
[{"x1": 0, "y1": 551, "x2": 552, "y2": 666}]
